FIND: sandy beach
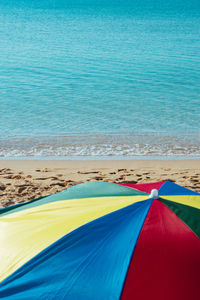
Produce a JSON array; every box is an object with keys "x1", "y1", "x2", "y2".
[{"x1": 0, "y1": 159, "x2": 199, "y2": 208}]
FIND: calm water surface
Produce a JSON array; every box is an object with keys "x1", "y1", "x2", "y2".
[{"x1": 0, "y1": 1, "x2": 199, "y2": 158}]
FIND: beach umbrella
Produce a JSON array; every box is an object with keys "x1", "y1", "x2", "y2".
[{"x1": 0, "y1": 180, "x2": 199, "y2": 299}]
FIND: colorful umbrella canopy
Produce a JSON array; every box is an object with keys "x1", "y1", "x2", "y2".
[{"x1": 0, "y1": 180, "x2": 199, "y2": 299}]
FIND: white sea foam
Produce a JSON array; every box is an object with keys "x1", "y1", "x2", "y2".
[{"x1": 0, "y1": 134, "x2": 199, "y2": 159}]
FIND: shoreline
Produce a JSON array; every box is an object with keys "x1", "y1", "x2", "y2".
[
  {"x1": 1, "y1": 155, "x2": 200, "y2": 160},
  {"x1": 1, "y1": 133, "x2": 199, "y2": 158},
  {"x1": 0, "y1": 159, "x2": 199, "y2": 208}
]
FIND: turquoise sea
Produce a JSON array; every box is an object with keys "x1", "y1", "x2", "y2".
[{"x1": 0, "y1": 1, "x2": 200, "y2": 158}]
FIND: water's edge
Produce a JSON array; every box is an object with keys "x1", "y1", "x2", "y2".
[{"x1": 1, "y1": 133, "x2": 199, "y2": 159}]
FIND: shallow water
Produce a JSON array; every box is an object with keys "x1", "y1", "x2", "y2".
[{"x1": 0, "y1": 1, "x2": 200, "y2": 158}]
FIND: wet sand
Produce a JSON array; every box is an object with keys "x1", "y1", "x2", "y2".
[{"x1": 0, "y1": 160, "x2": 199, "y2": 208}]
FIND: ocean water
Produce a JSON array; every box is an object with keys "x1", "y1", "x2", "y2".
[{"x1": 0, "y1": 0, "x2": 200, "y2": 159}]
